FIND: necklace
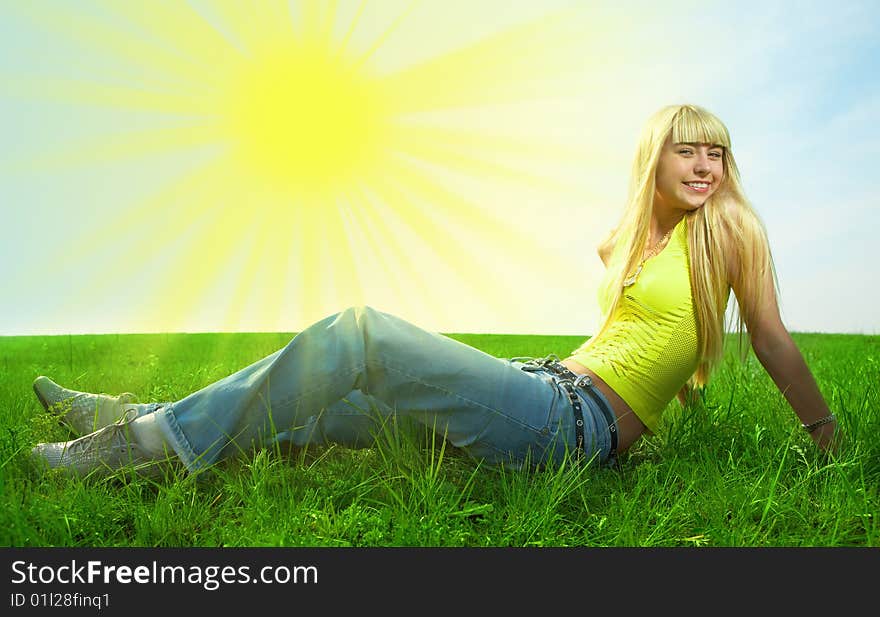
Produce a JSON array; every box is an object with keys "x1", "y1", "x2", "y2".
[{"x1": 622, "y1": 226, "x2": 675, "y2": 288}]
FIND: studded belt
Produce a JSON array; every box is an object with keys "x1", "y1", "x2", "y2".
[{"x1": 523, "y1": 356, "x2": 618, "y2": 462}]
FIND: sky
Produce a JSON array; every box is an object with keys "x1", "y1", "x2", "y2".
[{"x1": 1, "y1": 0, "x2": 877, "y2": 337}]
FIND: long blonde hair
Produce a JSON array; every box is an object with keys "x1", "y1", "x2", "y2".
[{"x1": 578, "y1": 104, "x2": 776, "y2": 387}]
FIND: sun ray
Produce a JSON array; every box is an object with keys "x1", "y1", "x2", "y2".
[
  {"x1": 296, "y1": 206, "x2": 332, "y2": 322},
  {"x1": 6, "y1": 1, "x2": 615, "y2": 335},
  {"x1": 342, "y1": 187, "x2": 441, "y2": 317},
  {"x1": 393, "y1": 123, "x2": 590, "y2": 164},
  {"x1": 9, "y1": 155, "x2": 231, "y2": 338},
  {"x1": 58, "y1": 160, "x2": 303, "y2": 335},
  {"x1": 6, "y1": 1, "x2": 224, "y2": 89},
  {"x1": 382, "y1": 153, "x2": 562, "y2": 261},
  {"x1": 316, "y1": 205, "x2": 367, "y2": 310},
  {"x1": 89, "y1": 205, "x2": 234, "y2": 329},
  {"x1": 135, "y1": 206, "x2": 266, "y2": 332},
  {"x1": 352, "y1": 0, "x2": 422, "y2": 70},
  {"x1": 391, "y1": 126, "x2": 588, "y2": 196},
  {"x1": 5, "y1": 123, "x2": 223, "y2": 175},
  {"x1": 92, "y1": 0, "x2": 242, "y2": 78},
  {"x1": 278, "y1": 221, "x2": 327, "y2": 329},
  {"x1": 363, "y1": 171, "x2": 527, "y2": 322},
  {"x1": 372, "y1": 154, "x2": 577, "y2": 326},
  {"x1": 338, "y1": 0, "x2": 368, "y2": 57},
  {"x1": 31, "y1": 155, "x2": 231, "y2": 284},
  {"x1": 335, "y1": 190, "x2": 404, "y2": 302},
  {"x1": 200, "y1": 222, "x2": 267, "y2": 332},
  {"x1": 380, "y1": 8, "x2": 588, "y2": 113},
  {"x1": 223, "y1": 218, "x2": 280, "y2": 332},
  {"x1": 1, "y1": 77, "x2": 218, "y2": 118},
  {"x1": 291, "y1": 0, "x2": 339, "y2": 45},
  {"x1": 204, "y1": 0, "x2": 296, "y2": 56}
]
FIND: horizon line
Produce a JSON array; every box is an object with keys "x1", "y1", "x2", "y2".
[{"x1": 1, "y1": 328, "x2": 877, "y2": 338}]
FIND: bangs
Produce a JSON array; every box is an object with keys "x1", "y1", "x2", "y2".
[{"x1": 670, "y1": 106, "x2": 731, "y2": 149}]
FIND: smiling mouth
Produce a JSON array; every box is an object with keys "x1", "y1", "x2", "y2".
[{"x1": 683, "y1": 181, "x2": 710, "y2": 193}]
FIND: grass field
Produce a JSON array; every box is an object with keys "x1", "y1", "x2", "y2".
[{"x1": 1, "y1": 330, "x2": 877, "y2": 547}]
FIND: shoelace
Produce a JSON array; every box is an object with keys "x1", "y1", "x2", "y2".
[{"x1": 63, "y1": 407, "x2": 140, "y2": 457}]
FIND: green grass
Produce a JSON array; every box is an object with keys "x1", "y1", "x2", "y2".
[{"x1": 1, "y1": 331, "x2": 877, "y2": 547}]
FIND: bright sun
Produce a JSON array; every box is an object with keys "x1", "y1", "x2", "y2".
[
  {"x1": 221, "y1": 41, "x2": 388, "y2": 197},
  {"x1": 9, "y1": 0, "x2": 595, "y2": 335}
]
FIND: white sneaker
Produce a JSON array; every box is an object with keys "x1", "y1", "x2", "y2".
[
  {"x1": 30, "y1": 410, "x2": 167, "y2": 478},
  {"x1": 33, "y1": 376, "x2": 141, "y2": 436}
]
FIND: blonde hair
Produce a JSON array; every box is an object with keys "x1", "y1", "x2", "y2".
[{"x1": 578, "y1": 104, "x2": 776, "y2": 387}]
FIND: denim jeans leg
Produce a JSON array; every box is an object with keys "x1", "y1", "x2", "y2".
[
  {"x1": 273, "y1": 390, "x2": 392, "y2": 450},
  {"x1": 154, "y1": 306, "x2": 579, "y2": 473}
]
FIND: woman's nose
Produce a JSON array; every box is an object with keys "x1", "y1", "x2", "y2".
[{"x1": 693, "y1": 152, "x2": 711, "y2": 173}]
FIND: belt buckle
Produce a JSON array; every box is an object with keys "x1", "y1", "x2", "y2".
[
  {"x1": 573, "y1": 374, "x2": 592, "y2": 389},
  {"x1": 538, "y1": 355, "x2": 558, "y2": 368}
]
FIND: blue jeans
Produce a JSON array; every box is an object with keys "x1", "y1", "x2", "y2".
[{"x1": 153, "y1": 306, "x2": 617, "y2": 473}]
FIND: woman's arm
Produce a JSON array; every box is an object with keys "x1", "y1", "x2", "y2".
[{"x1": 734, "y1": 266, "x2": 838, "y2": 452}]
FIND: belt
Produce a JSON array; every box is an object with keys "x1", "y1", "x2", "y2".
[{"x1": 525, "y1": 356, "x2": 618, "y2": 462}]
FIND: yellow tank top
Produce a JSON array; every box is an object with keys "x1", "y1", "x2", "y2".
[{"x1": 571, "y1": 217, "x2": 699, "y2": 433}]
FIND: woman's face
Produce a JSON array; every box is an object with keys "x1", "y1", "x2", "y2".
[{"x1": 654, "y1": 137, "x2": 724, "y2": 213}]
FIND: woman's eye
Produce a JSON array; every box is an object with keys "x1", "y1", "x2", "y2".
[
  {"x1": 709, "y1": 151, "x2": 722, "y2": 158},
  {"x1": 678, "y1": 149, "x2": 693, "y2": 155}
]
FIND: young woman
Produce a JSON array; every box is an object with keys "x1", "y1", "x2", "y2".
[{"x1": 30, "y1": 104, "x2": 838, "y2": 478}]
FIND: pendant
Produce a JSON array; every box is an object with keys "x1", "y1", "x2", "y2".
[{"x1": 623, "y1": 263, "x2": 643, "y2": 287}]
